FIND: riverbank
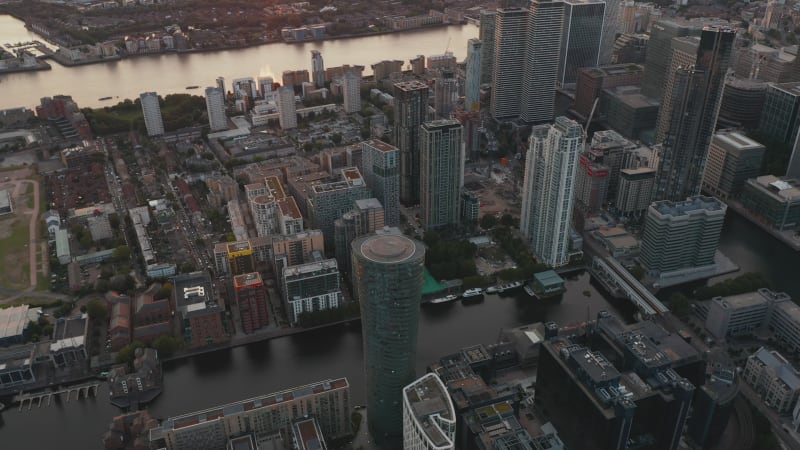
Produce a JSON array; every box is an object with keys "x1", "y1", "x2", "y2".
[{"x1": 725, "y1": 199, "x2": 800, "y2": 252}]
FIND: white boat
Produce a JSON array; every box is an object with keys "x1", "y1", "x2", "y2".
[
  {"x1": 523, "y1": 284, "x2": 536, "y2": 297},
  {"x1": 488, "y1": 281, "x2": 524, "y2": 294},
  {"x1": 462, "y1": 288, "x2": 484, "y2": 298},
  {"x1": 486, "y1": 286, "x2": 500, "y2": 294},
  {"x1": 428, "y1": 294, "x2": 458, "y2": 304}
]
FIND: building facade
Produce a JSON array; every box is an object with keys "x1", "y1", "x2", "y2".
[
  {"x1": 465, "y1": 38, "x2": 482, "y2": 112},
  {"x1": 743, "y1": 348, "x2": 800, "y2": 414},
  {"x1": 701, "y1": 131, "x2": 765, "y2": 200},
  {"x1": 233, "y1": 273, "x2": 269, "y2": 334},
  {"x1": 491, "y1": 7, "x2": 529, "y2": 121},
  {"x1": 360, "y1": 139, "x2": 400, "y2": 226},
  {"x1": 639, "y1": 196, "x2": 727, "y2": 276},
  {"x1": 311, "y1": 50, "x2": 325, "y2": 88},
  {"x1": 740, "y1": 175, "x2": 800, "y2": 231},
  {"x1": 205, "y1": 86, "x2": 227, "y2": 132},
  {"x1": 758, "y1": 81, "x2": 800, "y2": 145},
  {"x1": 402, "y1": 373, "x2": 456, "y2": 450},
  {"x1": 140, "y1": 92, "x2": 164, "y2": 137},
  {"x1": 343, "y1": 71, "x2": 361, "y2": 114},
  {"x1": 276, "y1": 86, "x2": 297, "y2": 130},
  {"x1": 352, "y1": 229, "x2": 425, "y2": 447},
  {"x1": 420, "y1": 120, "x2": 463, "y2": 229},
  {"x1": 520, "y1": 0, "x2": 564, "y2": 123},
  {"x1": 616, "y1": 167, "x2": 655, "y2": 216},
  {"x1": 479, "y1": 9, "x2": 497, "y2": 85},
  {"x1": 557, "y1": 0, "x2": 606, "y2": 87},
  {"x1": 520, "y1": 117, "x2": 582, "y2": 267},
  {"x1": 282, "y1": 257, "x2": 343, "y2": 325}
]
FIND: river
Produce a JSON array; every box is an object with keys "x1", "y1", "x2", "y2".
[{"x1": 0, "y1": 15, "x2": 478, "y2": 110}]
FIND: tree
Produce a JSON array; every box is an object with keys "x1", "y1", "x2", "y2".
[
  {"x1": 110, "y1": 274, "x2": 135, "y2": 293},
  {"x1": 154, "y1": 282, "x2": 173, "y2": 300},
  {"x1": 115, "y1": 341, "x2": 145, "y2": 366},
  {"x1": 500, "y1": 214, "x2": 516, "y2": 227},
  {"x1": 86, "y1": 298, "x2": 108, "y2": 322},
  {"x1": 151, "y1": 335, "x2": 182, "y2": 358},
  {"x1": 669, "y1": 292, "x2": 691, "y2": 318},
  {"x1": 180, "y1": 261, "x2": 196, "y2": 273},
  {"x1": 113, "y1": 245, "x2": 131, "y2": 262},
  {"x1": 109, "y1": 214, "x2": 120, "y2": 229},
  {"x1": 331, "y1": 133, "x2": 343, "y2": 145},
  {"x1": 480, "y1": 214, "x2": 497, "y2": 230},
  {"x1": 79, "y1": 233, "x2": 94, "y2": 250}
]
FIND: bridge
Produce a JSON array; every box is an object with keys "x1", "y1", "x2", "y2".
[
  {"x1": 14, "y1": 382, "x2": 102, "y2": 411},
  {"x1": 591, "y1": 256, "x2": 669, "y2": 317}
]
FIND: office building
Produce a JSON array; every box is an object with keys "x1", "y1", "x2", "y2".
[
  {"x1": 653, "y1": 35, "x2": 702, "y2": 142},
  {"x1": 573, "y1": 64, "x2": 644, "y2": 119},
  {"x1": 701, "y1": 131, "x2": 765, "y2": 200},
  {"x1": 790, "y1": 133, "x2": 800, "y2": 179},
  {"x1": 205, "y1": 87, "x2": 227, "y2": 132},
  {"x1": 600, "y1": 86, "x2": 659, "y2": 140},
  {"x1": 454, "y1": 110, "x2": 482, "y2": 161},
  {"x1": 173, "y1": 272, "x2": 228, "y2": 348},
  {"x1": 149, "y1": 378, "x2": 351, "y2": 450},
  {"x1": 653, "y1": 27, "x2": 736, "y2": 202},
  {"x1": 612, "y1": 32, "x2": 649, "y2": 64},
  {"x1": 587, "y1": 130, "x2": 637, "y2": 203},
  {"x1": 461, "y1": 191, "x2": 480, "y2": 224},
  {"x1": 705, "y1": 288, "x2": 786, "y2": 340},
  {"x1": 557, "y1": 0, "x2": 605, "y2": 87},
  {"x1": 311, "y1": 50, "x2": 325, "y2": 88},
  {"x1": 282, "y1": 256, "x2": 343, "y2": 325},
  {"x1": 491, "y1": 7, "x2": 529, "y2": 121},
  {"x1": 276, "y1": 86, "x2": 297, "y2": 130},
  {"x1": 640, "y1": 19, "x2": 703, "y2": 101},
  {"x1": 334, "y1": 198, "x2": 385, "y2": 275},
  {"x1": 639, "y1": 196, "x2": 726, "y2": 277},
  {"x1": 599, "y1": 0, "x2": 620, "y2": 65},
  {"x1": 402, "y1": 373, "x2": 456, "y2": 450},
  {"x1": 743, "y1": 348, "x2": 800, "y2": 414},
  {"x1": 352, "y1": 229, "x2": 425, "y2": 447},
  {"x1": 233, "y1": 273, "x2": 269, "y2": 334},
  {"x1": 308, "y1": 167, "x2": 371, "y2": 249},
  {"x1": 420, "y1": 120, "x2": 463, "y2": 229},
  {"x1": 393, "y1": 81, "x2": 429, "y2": 205},
  {"x1": 479, "y1": 9, "x2": 497, "y2": 85},
  {"x1": 520, "y1": 0, "x2": 564, "y2": 123},
  {"x1": 343, "y1": 71, "x2": 361, "y2": 114},
  {"x1": 735, "y1": 43, "x2": 800, "y2": 84},
  {"x1": 520, "y1": 117, "x2": 582, "y2": 267},
  {"x1": 616, "y1": 167, "x2": 656, "y2": 217},
  {"x1": 740, "y1": 175, "x2": 800, "y2": 231},
  {"x1": 465, "y1": 38, "x2": 482, "y2": 112},
  {"x1": 360, "y1": 139, "x2": 400, "y2": 226},
  {"x1": 717, "y1": 78, "x2": 766, "y2": 130},
  {"x1": 758, "y1": 82, "x2": 800, "y2": 146},
  {"x1": 139, "y1": 92, "x2": 164, "y2": 137}
]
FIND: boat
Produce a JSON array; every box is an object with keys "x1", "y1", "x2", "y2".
[
  {"x1": 185, "y1": 85, "x2": 199, "y2": 90},
  {"x1": 486, "y1": 286, "x2": 500, "y2": 294},
  {"x1": 487, "y1": 281, "x2": 524, "y2": 294},
  {"x1": 462, "y1": 288, "x2": 484, "y2": 298},
  {"x1": 428, "y1": 294, "x2": 458, "y2": 304},
  {"x1": 523, "y1": 284, "x2": 536, "y2": 297},
  {"x1": 98, "y1": 96, "x2": 112, "y2": 101}
]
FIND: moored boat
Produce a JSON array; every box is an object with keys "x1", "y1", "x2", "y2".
[
  {"x1": 462, "y1": 288, "x2": 484, "y2": 298},
  {"x1": 428, "y1": 294, "x2": 458, "y2": 304}
]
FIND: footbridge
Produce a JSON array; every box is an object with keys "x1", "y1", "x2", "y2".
[
  {"x1": 14, "y1": 382, "x2": 101, "y2": 411},
  {"x1": 591, "y1": 256, "x2": 669, "y2": 318}
]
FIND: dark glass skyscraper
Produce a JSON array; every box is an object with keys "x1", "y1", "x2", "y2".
[
  {"x1": 393, "y1": 80, "x2": 429, "y2": 205},
  {"x1": 351, "y1": 229, "x2": 425, "y2": 448}
]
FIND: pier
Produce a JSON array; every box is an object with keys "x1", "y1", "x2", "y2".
[{"x1": 14, "y1": 382, "x2": 101, "y2": 411}]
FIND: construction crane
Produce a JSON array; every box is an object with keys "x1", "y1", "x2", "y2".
[{"x1": 584, "y1": 97, "x2": 600, "y2": 142}]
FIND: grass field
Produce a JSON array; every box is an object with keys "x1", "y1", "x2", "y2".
[{"x1": 0, "y1": 215, "x2": 31, "y2": 290}]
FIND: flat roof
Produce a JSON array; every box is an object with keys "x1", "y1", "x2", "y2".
[
  {"x1": 533, "y1": 270, "x2": 564, "y2": 286},
  {"x1": 356, "y1": 233, "x2": 420, "y2": 264},
  {"x1": 0, "y1": 189, "x2": 10, "y2": 209},
  {"x1": 0, "y1": 305, "x2": 30, "y2": 339},
  {"x1": 403, "y1": 373, "x2": 455, "y2": 449},
  {"x1": 713, "y1": 290, "x2": 769, "y2": 309},
  {"x1": 714, "y1": 132, "x2": 764, "y2": 150},
  {"x1": 278, "y1": 197, "x2": 302, "y2": 219},
  {"x1": 233, "y1": 272, "x2": 263, "y2": 288},
  {"x1": 651, "y1": 195, "x2": 726, "y2": 217},
  {"x1": 751, "y1": 348, "x2": 800, "y2": 390},
  {"x1": 362, "y1": 139, "x2": 398, "y2": 153}
]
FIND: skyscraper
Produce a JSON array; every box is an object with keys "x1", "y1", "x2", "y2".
[
  {"x1": 343, "y1": 71, "x2": 361, "y2": 114},
  {"x1": 639, "y1": 196, "x2": 726, "y2": 277},
  {"x1": 361, "y1": 139, "x2": 400, "y2": 226},
  {"x1": 393, "y1": 80, "x2": 429, "y2": 205},
  {"x1": 215, "y1": 76, "x2": 225, "y2": 95},
  {"x1": 520, "y1": 0, "x2": 565, "y2": 123},
  {"x1": 205, "y1": 87, "x2": 227, "y2": 132},
  {"x1": 311, "y1": 50, "x2": 325, "y2": 88},
  {"x1": 402, "y1": 373, "x2": 456, "y2": 450},
  {"x1": 420, "y1": 120, "x2": 463, "y2": 229},
  {"x1": 599, "y1": 0, "x2": 620, "y2": 64},
  {"x1": 640, "y1": 19, "x2": 703, "y2": 101},
  {"x1": 520, "y1": 117, "x2": 582, "y2": 267},
  {"x1": 276, "y1": 86, "x2": 297, "y2": 130},
  {"x1": 434, "y1": 69, "x2": 458, "y2": 119},
  {"x1": 653, "y1": 36, "x2": 702, "y2": 142},
  {"x1": 465, "y1": 38, "x2": 483, "y2": 112},
  {"x1": 490, "y1": 7, "x2": 529, "y2": 121},
  {"x1": 701, "y1": 131, "x2": 765, "y2": 200},
  {"x1": 139, "y1": 92, "x2": 164, "y2": 137},
  {"x1": 352, "y1": 229, "x2": 425, "y2": 447},
  {"x1": 557, "y1": 0, "x2": 605, "y2": 87},
  {"x1": 653, "y1": 27, "x2": 736, "y2": 202},
  {"x1": 479, "y1": 9, "x2": 497, "y2": 85},
  {"x1": 758, "y1": 82, "x2": 800, "y2": 145}
]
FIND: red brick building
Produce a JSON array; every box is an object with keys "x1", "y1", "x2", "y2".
[{"x1": 233, "y1": 272, "x2": 270, "y2": 334}]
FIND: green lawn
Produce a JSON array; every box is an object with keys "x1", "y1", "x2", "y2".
[{"x1": 0, "y1": 216, "x2": 32, "y2": 289}]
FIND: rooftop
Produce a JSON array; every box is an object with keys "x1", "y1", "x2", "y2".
[
  {"x1": 362, "y1": 139, "x2": 398, "y2": 153},
  {"x1": 751, "y1": 348, "x2": 800, "y2": 391},
  {"x1": 226, "y1": 241, "x2": 252, "y2": 253},
  {"x1": 713, "y1": 131, "x2": 764, "y2": 151},
  {"x1": 293, "y1": 417, "x2": 327, "y2": 450},
  {"x1": 265, "y1": 176, "x2": 286, "y2": 200},
  {"x1": 354, "y1": 198, "x2": 383, "y2": 211},
  {"x1": 712, "y1": 290, "x2": 769, "y2": 309},
  {"x1": 533, "y1": 270, "x2": 564, "y2": 287},
  {"x1": 403, "y1": 373, "x2": 455, "y2": 449},
  {"x1": 233, "y1": 272, "x2": 263, "y2": 289},
  {"x1": 650, "y1": 195, "x2": 726, "y2": 217},
  {"x1": 278, "y1": 197, "x2": 303, "y2": 219},
  {"x1": 283, "y1": 258, "x2": 339, "y2": 278},
  {"x1": 0, "y1": 305, "x2": 31, "y2": 339},
  {"x1": 749, "y1": 175, "x2": 800, "y2": 201},
  {"x1": 356, "y1": 232, "x2": 420, "y2": 264},
  {"x1": 773, "y1": 81, "x2": 800, "y2": 97},
  {"x1": 0, "y1": 189, "x2": 10, "y2": 210}
]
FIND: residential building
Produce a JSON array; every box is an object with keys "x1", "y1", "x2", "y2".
[
  {"x1": 740, "y1": 175, "x2": 800, "y2": 231},
  {"x1": 0, "y1": 345, "x2": 36, "y2": 390},
  {"x1": 588, "y1": 129, "x2": 638, "y2": 201},
  {"x1": 173, "y1": 272, "x2": 228, "y2": 348},
  {"x1": 701, "y1": 131, "x2": 765, "y2": 200},
  {"x1": 653, "y1": 27, "x2": 736, "y2": 202},
  {"x1": 520, "y1": 117, "x2": 582, "y2": 267},
  {"x1": 308, "y1": 167, "x2": 371, "y2": 249},
  {"x1": 434, "y1": 69, "x2": 458, "y2": 119},
  {"x1": 574, "y1": 154, "x2": 610, "y2": 212},
  {"x1": 371, "y1": 60, "x2": 404, "y2": 81},
  {"x1": 616, "y1": 167, "x2": 655, "y2": 217},
  {"x1": 311, "y1": 50, "x2": 325, "y2": 88},
  {"x1": 205, "y1": 87, "x2": 227, "y2": 132},
  {"x1": 282, "y1": 256, "x2": 343, "y2": 325},
  {"x1": 292, "y1": 416, "x2": 329, "y2": 450},
  {"x1": 149, "y1": 378, "x2": 351, "y2": 450},
  {"x1": 639, "y1": 196, "x2": 727, "y2": 277},
  {"x1": 758, "y1": 81, "x2": 800, "y2": 146},
  {"x1": 257, "y1": 76, "x2": 274, "y2": 98},
  {"x1": 360, "y1": 139, "x2": 400, "y2": 226},
  {"x1": 133, "y1": 283, "x2": 173, "y2": 345},
  {"x1": 640, "y1": 19, "x2": 703, "y2": 101},
  {"x1": 557, "y1": 0, "x2": 606, "y2": 87},
  {"x1": 225, "y1": 241, "x2": 256, "y2": 276},
  {"x1": 520, "y1": 0, "x2": 564, "y2": 123},
  {"x1": 742, "y1": 348, "x2": 800, "y2": 414},
  {"x1": 461, "y1": 191, "x2": 480, "y2": 224},
  {"x1": 233, "y1": 273, "x2": 269, "y2": 334},
  {"x1": 277, "y1": 197, "x2": 303, "y2": 235},
  {"x1": 352, "y1": 229, "x2": 425, "y2": 447},
  {"x1": 140, "y1": 92, "x2": 164, "y2": 137},
  {"x1": 465, "y1": 38, "x2": 482, "y2": 112},
  {"x1": 334, "y1": 198, "x2": 385, "y2": 275},
  {"x1": 420, "y1": 120, "x2": 463, "y2": 229},
  {"x1": 491, "y1": 7, "x2": 529, "y2": 121},
  {"x1": 276, "y1": 86, "x2": 297, "y2": 130},
  {"x1": 402, "y1": 373, "x2": 456, "y2": 450},
  {"x1": 343, "y1": 71, "x2": 361, "y2": 114},
  {"x1": 281, "y1": 70, "x2": 310, "y2": 89},
  {"x1": 479, "y1": 9, "x2": 497, "y2": 85},
  {"x1": 271, "y1": 229, "x2": 326, "y2": 275},
  {"x1": 232, "y1": 78, "x2": 258, "y2": 101},
  {"x1": 393, "y1": 80, "x2": 429, "y2": 204}
]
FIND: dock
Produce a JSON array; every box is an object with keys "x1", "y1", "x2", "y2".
[{"x1": 13, "y1": 381, "x2": 102, "y2": 411}]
